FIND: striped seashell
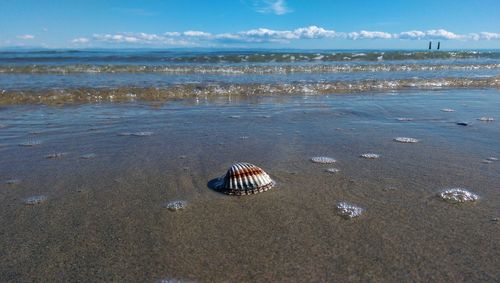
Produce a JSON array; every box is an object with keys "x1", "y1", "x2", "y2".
[{"x1": 213, "y1": 162, "x2": 275, "y2": 195}]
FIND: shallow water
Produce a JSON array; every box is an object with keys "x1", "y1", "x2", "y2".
[
  {"x1": 0, "y1": 89, "x2": 499, "y2": 282},
  {"x1": 0, "y1": 49, "x2": 499, "y2": 99}
]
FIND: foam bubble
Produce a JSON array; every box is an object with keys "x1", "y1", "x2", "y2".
[
  {"x1": 19, "y1": 138, "x2": 42, "y2": 146},
  {"x1": 325, "y1": 168, "x2": 340, "y2": 174},
  {"x1": 438, "y1": 188, "x2": 479, "y2": 203},
  {"x1": 396, "y1": 117, "x2": 413, "y2": 121},
  {"x1": 441, "y1": 108, "x2": 455, "y2": 112},
  {"x1": 24, "y1": 195, "x2": 48, "y2": 205},
  {"x1": 5, "y1": 179, "x2": 20, "y2": 185},
  {"x1": 164, "y1": 200, "x2": 187, "y2": 211},
  {"x1": 132, "y1": 131, "x2": 153, "y2": 137},
  {"x1": 311, "y1": 156, "x2": 337, "y2": 164},
  {"x1": 360, "y1": 153, "x2": 380, "y2": 159},
  {"x1": 80, "y1": 153, "x2": 96, "y2": 159},
  {"x1": 336, "y1": 202, "x2": 364, "y2": 219},
  {"x1": 393, "y1": 137, "x2": 419, "y2": 143},
  {"x1": 478, "y1": 117, "x2": 495, "y2": 122},
  {"x1": 45, "y1": 152, "x2": 68, "y2": 159},
  {"x1": 156, "y1": 279, "x2": 196, "y2": 283}
]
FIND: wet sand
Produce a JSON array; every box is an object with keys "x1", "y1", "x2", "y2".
[{"x1": 0, "y1": 89, "x2": 499, "y2": 282}]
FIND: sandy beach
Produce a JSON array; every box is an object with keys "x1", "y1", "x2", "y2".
[{"x1": 1, "y1": 89, "x2": 499, "y2": 282}]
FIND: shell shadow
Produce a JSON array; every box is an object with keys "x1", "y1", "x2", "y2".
[{"x1": 207, "y1": 177, "x2": 224, "y2": 194}]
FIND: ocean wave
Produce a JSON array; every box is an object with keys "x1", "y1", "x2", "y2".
[
  {"x1": 0, "y1": 63, "x2": 499, "y2": 74},
  {"x1": 1, "y1": 77, "x2": 497, "y2": 105},
  {"x1": 1, "y1": 50, "x2": 499, "y2": 64}
]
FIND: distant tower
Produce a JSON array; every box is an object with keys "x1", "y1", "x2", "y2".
[
  {"x1": 437, "y1": 42, "x2": 440, "y2": 50},
  {"x1": 428, "y1": 41, "x2": 432, "y2": 50}
]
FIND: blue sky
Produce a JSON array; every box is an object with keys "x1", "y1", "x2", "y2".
[{"x1": 1, "y1": 0, "x2": 499, "y2": 49}]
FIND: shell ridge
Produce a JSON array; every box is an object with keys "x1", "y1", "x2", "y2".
[{"x1": 212, "y1": 162, "x2": 275, "y2": 195}]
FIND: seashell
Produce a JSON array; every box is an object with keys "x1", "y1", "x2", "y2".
[
  {"x1": 311, "y1": 156, "x2": 336, "y2": 164},
  {"x1": 438, "y1": 188, "x2": 478, "y2": 203},
  {"x1": 210, "y1": 162, "x2": 275, "y2": 195},
  {"x1": 393, "y1": 137, "x2": 419, "y2": 143}
]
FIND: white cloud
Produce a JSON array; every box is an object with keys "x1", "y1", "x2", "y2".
[
  {"x1": 92, "y1": 33, "x2": 192, "y2": 45},
  {"x1": 93, "y1": 34, "x2": 139, "y2": 43},
  {"x1": 240, "y1": 28, "x2": 296, "y2": 40},
  {"x1": 293, "y1": 26, "x2": 337, "y2": 39},
  {"x1": 424, "y1": 29, "x2": 463, "y2": 40},
  {"x1": 72, "y1": 37, "x2": 89, "y2": 44},
  {"x1": 398, "y1": 30, "x2": 426, "y2": 39},
  {"x1": 348, "y1": 31, "x2": 393, "y2": 40},
  {"x1": 81, "y1": 27, "x2": 500, "y2": 46},
  {"x1": 396, "y1": 29, "x2": 500, "y2": 41},
  {"x1": 395, "y1": 29, "x2": 500, "y2": 40},
  {"x1": 183, "y1": 31, "x2": 212, "y2": 37},
  {"x1": 225, "y1": 26, "x2": 337, "y2": 43},
  {"x1": 17, "y1": 34, "x2": 35, "y2": 40},
  {"x1": 478, "y1": 32, "x2": 500, "y2": 40},
  {"x1": 255, "y1": 0, "x2": 292, "y2": 15},
  {"x1": 164, "y1": 32, "x2": 181, "y2": 37}
]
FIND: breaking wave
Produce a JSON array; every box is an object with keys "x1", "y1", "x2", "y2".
[
  {"x1": 1, "y1": 77, "x2": 497, "y2": 105},
  {"x1": 1, "y1": 63, "x2": 499, "y2": 74},
  {"x1": 1, "y1": 50, "x2": 499, "y2": 63}
]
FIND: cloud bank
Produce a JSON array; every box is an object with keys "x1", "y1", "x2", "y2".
[{"x1": 72, "y1": 26, "x2": 500, "y2": 46}]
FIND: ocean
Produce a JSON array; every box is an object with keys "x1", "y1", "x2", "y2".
[
  {"x1": 0, "y1": 49, "x2": 499, "y2": 282},
  {"x1": 0, "y1": 49, "x2": 499, "y2": 103}
]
